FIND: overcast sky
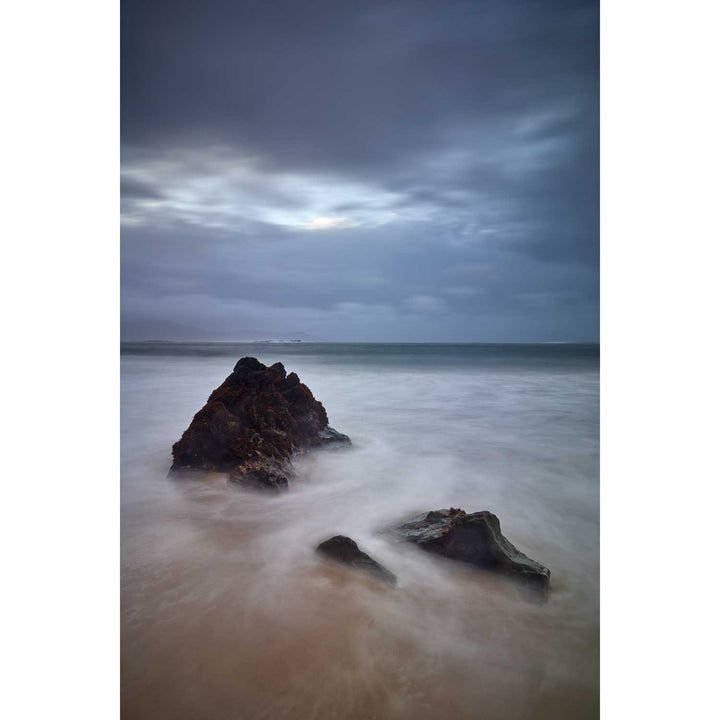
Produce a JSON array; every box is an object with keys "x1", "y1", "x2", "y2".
[{"x1": 121, "y1": 0, "x2": 598, "y2": 342}]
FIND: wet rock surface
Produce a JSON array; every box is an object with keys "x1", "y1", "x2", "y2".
[
  {"x1": 317, "y1": 536, "x2": 397, "y2": 587},
  {"x1": 228, "y1": 458, "x2": 292, "y2": 492},
  {"x1": 396, "y1": 508, "x2": 550, "y2": 592},
  {"x1": 170, "y1": 357, "x2": 350, "y2": 490}
]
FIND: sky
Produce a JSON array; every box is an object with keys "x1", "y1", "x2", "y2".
[{"x1": 121, "y1": 0, "x2": 598, "y2": 342}]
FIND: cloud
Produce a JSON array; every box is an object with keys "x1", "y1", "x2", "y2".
[
  {"x1": 404, "y1": 295, "x2": 448, "y2": 314},
  {"x1": 121, "y1": 0, "x2": 599, "y2": 342},
  {"x1": 445, "y1": 287, "x2": 479, "y2": 297},
  {"x1": 308, "y1": 217, "x2": 358, "y2": 230},
  {"x1": 120, "y1": 147, "x2": 415, "y2": 231}
]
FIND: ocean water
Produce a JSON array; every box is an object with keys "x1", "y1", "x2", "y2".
[{"x1": 121, "y1": 343, "x2": 599, "y2": 720}]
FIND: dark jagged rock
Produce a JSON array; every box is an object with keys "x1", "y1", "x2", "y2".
[
  {"x1": 228, "y1": 458, "x2": 291, "y2": 492},
  {"x1": 170, "y1": 357, "x2": 350, "y2": 490},
  {"x1": 318, "y1": 426, "x2": 352, "y2": 445},
  {"x1": 316, "y1": 536, "x2": 397, "y2": 587},
  {"x1": 396, "y1": 508, "x2": 550, "y2": 592}
]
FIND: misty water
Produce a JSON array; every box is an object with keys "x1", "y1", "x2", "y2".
[{"x1": 121, "y1": 343, "x2": 599, "y2": 720}]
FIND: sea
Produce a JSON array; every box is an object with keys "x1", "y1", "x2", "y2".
[{"x1": 121, "y1": 342, "x2": 599, "y2": 720}]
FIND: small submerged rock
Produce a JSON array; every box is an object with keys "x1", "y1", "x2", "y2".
[
  {"x1": 396, "y1": 508, "x2": 550, "y2": 592},
  {"x1": 169, "y1": 357, "x2": 350, "y2": 491},
  {"x1": 316, "y1": 536, "x2": 397, "y2": 587}
]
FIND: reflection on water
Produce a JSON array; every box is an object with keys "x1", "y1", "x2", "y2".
[{"x1": 122, "y1": 344, "x2": 599, "y2": 719}]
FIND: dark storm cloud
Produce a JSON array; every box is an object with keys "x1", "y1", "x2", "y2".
[
  {"x1": 120, "y1": 177, "x2": 164, "y2": 200},
  {"x1": 121, "y1": 0, "x2": 598, "y2": 341}
]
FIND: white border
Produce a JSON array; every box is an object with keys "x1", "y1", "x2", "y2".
[
  {"x1": 2, "y1": 1, "x2": 119, "y2": 718},
  {"x1": 602, "y1": 0, "x2": 719, "y2": 717}
]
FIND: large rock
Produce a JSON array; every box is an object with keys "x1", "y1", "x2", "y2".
[
  {"x1": 396, "y1": 508, "x2": 550, "y2": 592},
  {"x1": 317, "y1": 536, "x2": 397, "y2": 587},
  {"x1": 170, "y1": 357, "x2": 350, "y2": 490}
]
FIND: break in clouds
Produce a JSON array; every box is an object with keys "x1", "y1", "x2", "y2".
[{"x1": 121, "y1": 0, "x2": 598, "y2": 342}]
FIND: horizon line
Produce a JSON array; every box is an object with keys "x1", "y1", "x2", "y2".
[{"x1": 120, "y1": 339, "x2": 600, "y2": 345}]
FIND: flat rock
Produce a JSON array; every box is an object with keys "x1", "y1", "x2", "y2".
[
  {"x1": 317, "y1": 536, "x2": 397, "y2": 587},
  {"x1": 396, "y1": 508, "x2": 550, "y2": 592},
  {"x1": 170, "y1": 357, "x2": 350, "y2": 490}
]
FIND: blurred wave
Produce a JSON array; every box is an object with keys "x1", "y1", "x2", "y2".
[{"x1": 122, "y1": 343, "x2": 599, "y2": 719}]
